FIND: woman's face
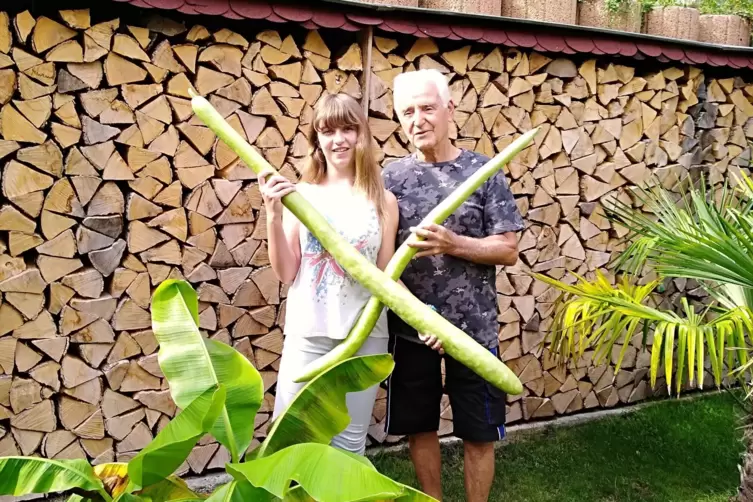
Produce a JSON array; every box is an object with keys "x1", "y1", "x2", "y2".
[{"x1": 317, "y1": 124, "x2": 359, "y2": 173}]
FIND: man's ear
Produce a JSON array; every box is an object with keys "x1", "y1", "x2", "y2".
[{"x1": 447, "y1": 97, "x2": 455, "y2": 113}]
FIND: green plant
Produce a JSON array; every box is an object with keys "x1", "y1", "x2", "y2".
[
  {"x1": 533, "y1": 270, "x2": 752, "y2": 395},
  {"x1": 188, "y1": 90, "x2": 525, "y2": 396},
  {"x1": 534, "y1": 170, "x2": 753, "y2": 500},
  {"x1": 294, "y1": 130, "x2": 539, "y2": 383},
  {"x1": 698, "y1": 0, "x2": 753, "y2": 19},
  {"x1": 0, "y1": 280, "x2": 437, "y2": 502},
  {"x1": 603, "y1": 0, "x2": 639, "y2": 15},
  {"x1": 641, "y1": 0, "x2": 700, "y2": 12}
]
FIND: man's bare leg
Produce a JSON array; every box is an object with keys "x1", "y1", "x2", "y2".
[
  {"x1": 408, "y1": 431, "x2": 443, "y2": 500},
  {"x1": 463, "y1": 440, "x2": 495, "y2": 502}
]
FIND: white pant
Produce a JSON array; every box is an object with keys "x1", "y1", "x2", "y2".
[{"x1": 273, "y1": 335, "x2": 389, "y2": 455}]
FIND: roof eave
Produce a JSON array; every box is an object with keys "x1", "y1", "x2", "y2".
[{"x1": 321, "y1": 0, "x2": 753, "y2": 54}]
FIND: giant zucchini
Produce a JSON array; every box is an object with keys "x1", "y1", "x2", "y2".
[
  {"x1": 189, "y1": 91, "x2": 525, "y2": 395},
  {"x1": 294, "y1": 130, "x2": 539, "y2": 382}
]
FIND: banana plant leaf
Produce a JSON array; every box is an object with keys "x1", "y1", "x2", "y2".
[
  {"x1": 137, "y1": 476, "x2": 205, "y2": 501},
  {"x1": 151, "y1": 280, "x2": 264, "y2": 463},
  {"x1": 282, "y1": 485, "x2": 432, "y2": 502},
  {"x1": 128, "y1": 386, "x2": 227, "y2": 490},
  {"x1": 254, "y1": 354, "x2": 394, "y2": 458},
  {"x1": 113, "y1": 494, "x2": 143, "y2": 501},
  {"x1": 205, "y1": 480, "x2": 272, "y2": 502},
  {"x1": 0, "y1": 458, "x2": 106, "y2": 499},
  {"x1": 281, "y1": 469, "x2": 434, "y2": 501},
  {"x1": 66, "y1": 496, "x2": 92, "y2": 502},
  {"x1": 228, "y1": 443, "x2": 437, "y2": 502}
]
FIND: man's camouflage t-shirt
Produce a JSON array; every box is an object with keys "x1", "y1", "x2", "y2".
[{"x1": 382, "y1": 149, "x2": 525, "y2": 349}]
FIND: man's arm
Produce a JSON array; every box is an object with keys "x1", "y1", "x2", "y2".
[
  {"x1": 450, "y1": 231, "x2": 519, "y2": 266},
  {"x1": 408, "y1": 224, "x2": 519, "y2": 266}
]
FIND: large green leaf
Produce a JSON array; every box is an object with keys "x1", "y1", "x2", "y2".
[
  {"x1": 205, "y1": 480, "x2": 272, "y2": 502},
  {"x1": 128, "y1": 386, "x2": 226, "y2": 489},
  {"x1": 282, "y1": 481, "x2": 434, "y2": 501},
  {"x1": 151, "y1": 280, "x2": 264, "y2": 463},
  {"x1": 114, "y1": 494, "x2": 143, "y2": 502},
  {"x1": 0, "y1": 458, "x2": 105, "y2": 499},
  {"x1": 228, "y1": 443, "x2": 437, "y2": 502},
  {"x1": 255, "y1": 354, "x2": 394, "y2": 458},
  {"x1": 137, "y1": 476, "x2": 204, "y2": 501}
]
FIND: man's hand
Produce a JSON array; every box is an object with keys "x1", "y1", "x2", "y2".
[
  {"x1": 408, "y1": 223, "x2": 458, "y2": 258},
  {"x1": 419, "y1": 333, "x2": 444, "y2": 354}
]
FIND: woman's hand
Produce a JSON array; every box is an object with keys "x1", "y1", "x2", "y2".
[{"x1": 259, "y1": 168, "x2": 296, "y2": 219}]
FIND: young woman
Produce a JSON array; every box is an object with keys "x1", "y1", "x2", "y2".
[{"x1": 259, "y1": 93, "x2": 399, "y2": 455}]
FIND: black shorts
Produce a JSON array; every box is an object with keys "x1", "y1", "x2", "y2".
[{"x1": 385, "y1": 334, "x2": 507, "y2": 443}]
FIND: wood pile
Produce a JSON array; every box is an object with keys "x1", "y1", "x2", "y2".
[
  {"x1": 0, "y1": 2, "x2": 748, "y2": 466},
  {"x1": 0, "y1": 7, "x2": 364, "y2": 471},
  {"x1": 365, "y1": 33, "x2": 750, "y2": 438}
]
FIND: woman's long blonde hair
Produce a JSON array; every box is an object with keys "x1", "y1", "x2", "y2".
[{"x1": 302, "y1": 93, "x2": 387, "y2": 224}]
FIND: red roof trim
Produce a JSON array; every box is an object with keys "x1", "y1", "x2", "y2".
[
  {"x1": 346, "y1": 13, "x2": 382, "y2": 26},
  {"x1": 619, "y1": 42, "x2": 638, "y2": 57},
  {"x1": 147, "y1": 0, "x2": 181, "y2": 8},
  {"x1": 267, "y1": 12, "x2": 287, "y2": 23},
  {"x1": 188, "y1": 0, "x2": 230, "y2": 16},
  {"x1": 684, "y1": 49, "x2": 708, "y2": 64},
  {"x1": 384, "y1": 19, "x2": 418, "y2": 35},
  {"x1": 636, "y1": 42, "x2": 662, "y2": 57},
  {"x1": 417, "y1": 21, "x2": 453, "y2": 39},
  {"x1": 506, "y1": 30, "x2": 538, "y2": 48},
  {"x1": 111, "y1": 0, "x2": 753, "y2": 72},
  {"x1": 451, "y1": 25, "x2": 485, "y2": 41},
  {"x1": 567, "y1": 37, "x2": 596, "y2": 53},
  {"x1": 537, "y1": 34, "x2": 567, "y2": 53},
  {"x1": 230, "y1": 0, "x2": 272, "y2": 18},
  {"x1": 482, "y1": 30, "x2": 508, "y2": 45},
  {"x1": 273, "y1": 5, "x2": 313, "y2": 22}
]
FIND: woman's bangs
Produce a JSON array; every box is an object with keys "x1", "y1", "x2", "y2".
[{"x1": 314, "y1": 97, "x2": 360, "y2": 133}]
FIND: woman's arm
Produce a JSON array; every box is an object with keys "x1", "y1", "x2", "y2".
[
  {"x1": 268, "y1": 206, "x2": 301, "y2": 284},
  {"x1": 260, "y1": 170, "x2": 302, "y2": 284},
  {"x1": 375, "y1": 190, "x2": 400, "y2": 271}
]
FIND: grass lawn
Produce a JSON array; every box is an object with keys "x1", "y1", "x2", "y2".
[{"x1": 369, "y1": 391, "x2": 746, "y2": 502}]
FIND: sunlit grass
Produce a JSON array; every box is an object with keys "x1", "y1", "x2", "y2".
[{"x1": 371, "y1": 391, "x2": 744, "y2": 502}]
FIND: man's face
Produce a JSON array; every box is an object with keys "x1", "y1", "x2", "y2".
[{"x1": 395, "y1": 81, "x2": 453, "y2": 152}]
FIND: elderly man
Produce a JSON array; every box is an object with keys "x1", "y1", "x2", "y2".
[{"x1": 382, "y1": 69, "x2": 524, "y2": 502}]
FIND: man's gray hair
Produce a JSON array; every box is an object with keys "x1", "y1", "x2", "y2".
[{"x1": 393, "y1": 69, "x2": 452, "y2": 109}]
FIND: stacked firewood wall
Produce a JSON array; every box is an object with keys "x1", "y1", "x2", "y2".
[{"x1": 0, "y1": 5, "x2": 750, "y2": 473}]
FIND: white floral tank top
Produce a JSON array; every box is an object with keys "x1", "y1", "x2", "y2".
[{"x1": 284, "y1": 183, "x2": 389, "y2": 340}]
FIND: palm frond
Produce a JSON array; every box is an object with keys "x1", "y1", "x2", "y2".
[
  {"x1": 533, "y1": 271, "x2": 753, "y2": 396},
  {"x1": 604, "y1": 176, "x2": 753, "y2": 309}
]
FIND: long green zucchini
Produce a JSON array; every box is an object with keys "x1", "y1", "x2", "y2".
[
  {"x1": 293, "y1": 130, "x2": 539, "y2": 382},
  {"x1": 189, "y1": 91, "x2": 525, "y2": 395}
]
